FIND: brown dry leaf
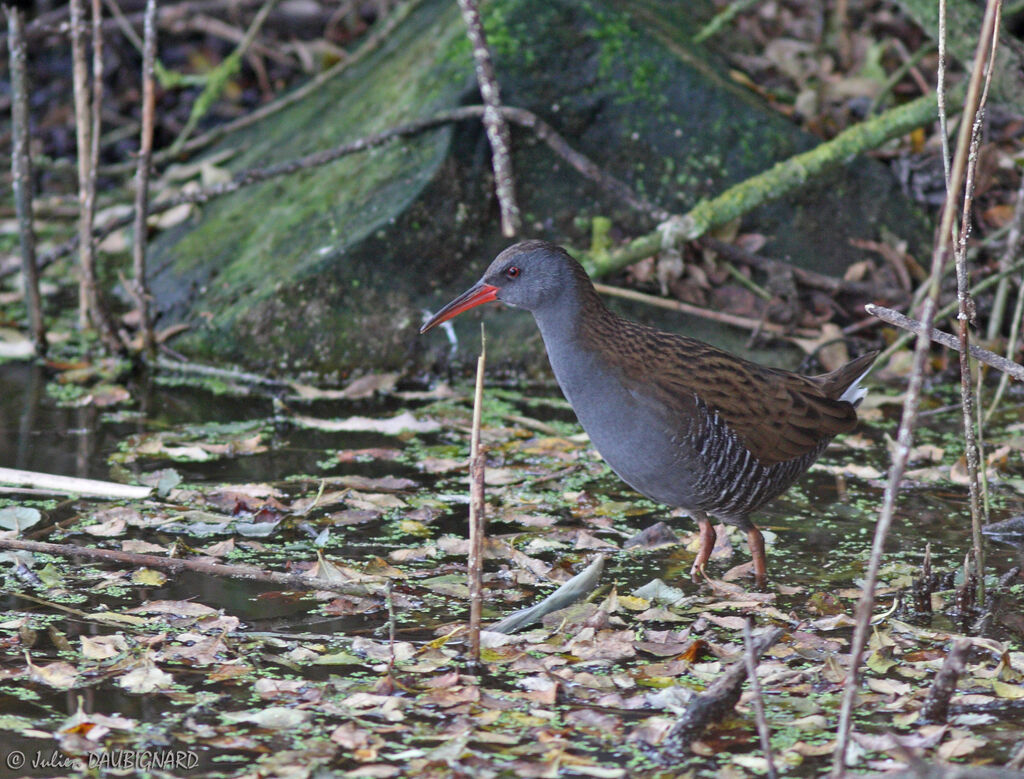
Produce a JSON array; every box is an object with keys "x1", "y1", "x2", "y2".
[
  {"x1": 253, "y1": 678, "x2": 309, "y2": 699},
  {"x1": 420, "y1": 456, "x2": 464, "y2": 473},
  {"x1": 78, "y1": 384, "x2": 132, "y2": 407},
  {"x1": 811, "y1": 613, "x2": 857, "y2": 631},
  {"x1": 127, "y1": 600, "x2": 218, "y2": 618},
  {"x1": 865, "y1": 677, "x2": 912, "y2": 697},
  {"x1": 331, "y1": 475, "x2": 417, "y2": 492},
  {"x1": 291, "y1": 373, "x2": 398, "y2": 400},
  {"x1": 336, "y1": 447, "x2": 404, "y2": 463},
  {"x1": 82, "y1": 515, "x2": 127, "y2": 537},
  {"x1": 121, "y1": 539, "x2": 168, "y2": 554},
  {"x1": 201, "y1": 539, "x2": 236, "y2": 557},
  {"x1": 80, "y1": 634, "x2": 129, "y2": 660},
  {"x1": 27, "y1": 657, "x2": 79, "y2": 689},
  {"x1": 346, "y1": 490, "x2": 406, "y2": 510},
  {"x1": 292, "y1": 411, "x2": 440, "y2": 434},
  {"x1": 789, "y1": 739, "x2": 835, "y2": 757},
  {"x1": 937, "y1": 734, "x2": 986, "y2": 759},
  {"x1": 636, "y1": 606, "x2": 688, "y2": 623},
  {"x1": 119, "y1": 659, "x2": 174, "y2": 693},
  {"x1": 790, "y1": 324, "x2": 849, "y2": 371}
]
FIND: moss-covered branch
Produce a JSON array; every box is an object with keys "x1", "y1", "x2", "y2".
[{"x1": 579, "y1": 87, "x2": 961, "y2": 278}]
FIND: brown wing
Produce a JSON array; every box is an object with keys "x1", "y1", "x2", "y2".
[{"x1": 589, "y1": 318, "x2": 863, "y2": 466}]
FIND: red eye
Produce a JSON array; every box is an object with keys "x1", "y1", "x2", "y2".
[{"x1": 505, "y1": 266, "x2": 521, "y2": 279}]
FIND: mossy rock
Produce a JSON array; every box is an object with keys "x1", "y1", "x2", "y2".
[{"x1": 148, "y1": 0, "x2": 929, "y2": 379}]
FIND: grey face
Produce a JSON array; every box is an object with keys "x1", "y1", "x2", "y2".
[{"x1": 479, "y1": 243, "x2": 572, "y2": 313}]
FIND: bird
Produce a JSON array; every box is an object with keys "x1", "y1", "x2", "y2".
[{"x1": 420, "y1": 240, "x2": 877, "y2": 586}]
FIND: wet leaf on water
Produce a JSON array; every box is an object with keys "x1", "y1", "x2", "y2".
[
  {"x1": 290, "y1": 372, "x2": 398, "y2": 400},
  {"x1": 623, "y1": 521, "x2": 679, "y2": 550},
  {"x1": 82, "y1": 515, "x2": 127, "y2": 537},
  {"x1": 0, "y1": 506, "x2": 42, "y2": 531},
  {"x1": 330, "y1": 474, "x2": 418, "y2": 491},
  {"x1": 80, "y1": 634, "x2": 129, "y2": 660},
  {"x1": 336, "y1": 447, "x2": 405, "y2": 463},
  {"x1": 936, "y1": 734, "x2": 987, "y2": 759},
  {"x1": 224, "y1": 706, "x2": 311, "y2": 729},
  {"x1": 138, "y1": 464, "x2": 182, "y2": 495},
  {"x1": 131, "y1": 568, "x2": 167, "y2": 587},
  {"x1": 26, "y1": 657, "x2": 79, "y2": 689},
  {"x1": 292, "y1": 411, "x2": 440, "y2": 434},
  {"x1": 76, "y1": 384, "x2": 132, "y2": 407}
]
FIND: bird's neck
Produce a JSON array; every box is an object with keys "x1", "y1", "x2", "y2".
[{"x1": 532, "y1": 282, "x2": 619, "y2": 403}]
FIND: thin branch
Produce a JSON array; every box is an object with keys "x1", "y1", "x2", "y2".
[
  {"x1": 866, "y1": 304, "x2": 1024, "y2": 381},
  {"x1": 953, "y1": 0, "x2": 1001, "y2": 609},
  {"x1": 594, "y1": 282, "x2": 822, "y2": 339},
  {"x1": 456, "y1": 0, "x2": 520, "y2": 237},
  {"x1": 832, "y1": 2, "x2": 1004, "y2": 774},
  {"x1": 168, "y1": 0, "x2": 280, "y2": 156},
  {"x1": 5, "y1": 5, "x2": 46, "y2": 356},
  {"x1": 467, "y1": 324, "x2": 486, "y2": 665},
  {"x1": 69, "y1": 0, "x2": 122, "y2": 351},
  {"x1": 743, "y1": 619, "x2": 777, "y2": 779},
  {"x1": 699, "y1": 235, "x2": 905, "y2": 301},
  {"x1": 131, "y1": 0, "x2": 158, "y2": 357}
]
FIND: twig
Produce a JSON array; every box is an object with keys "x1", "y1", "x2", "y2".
[
  {"x1": 0, "y1": 537, "x2": 383, "y2": 596},
  {"x1": 386, "y1": 579, "x2": 396, "y2": 672},
  {"x1": 692, "y1": 0, "x2": 759, "y2": 44},
  {"x1": 69, "y1": 0, "x2": 121, "y2": 351},
  {"x1": 920, "y1": 639, "x2": 971, "y2": 722},
  {"x1": 663, "y1": 628, "x2": 784, "y2": 756},
  {"x1": 456, "y1": 0, "x2": 519, "y2": 237},
  {"x1": 937, "y1": 0, "x2": 952, "y2": 187},
  {"x1": 131, "y1": 0, "x2": 158, "y2": 358},
  {"x1": 593, "y1": 282, "x2": 821, "y2": 339},
  {"x1": 866, "y1": 304, "x2": 1024, "y2": 381},
  {"x1": 168, "y1": 0, "x2": 280, "y2": 156},
  {"x1": 0, "y1": 467, "x2": 151, "y2": 498},
  {"x1": 743, "y1": 619, "x2": 777, "y2": 779},
  {"x1": 872, "y1": 257, "x2": 1024, "y2": 368},
  {"x1": 954, "y1": 1, "x2": 1001, "y2": 609},
  {"x1": 832, "y1": 3, "x2": 1004, "y2": 775},
  {"x1": 5, "y1": 5, "x2": 46, "y2": 356},
  {"x1": 467, "y1": 324, "x2": 487, "y2": 664}
]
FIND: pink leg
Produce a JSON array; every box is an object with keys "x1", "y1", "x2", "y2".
[
  {"x1": 747, "y1": 525, "x2": 767, "y2": 588},
  {"x1": 690, "y1": 512, "x2": 717, "y2": 582}
]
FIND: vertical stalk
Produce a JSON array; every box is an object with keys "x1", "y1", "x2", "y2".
[
  {"x1": 6, "y1": 5, "x2": 47, "y2": 356},
  {"x1": 467, "y1": 325, "x2": 487, "y2": 664},
  {"x1": 456, "y1": 0, "x2": 520, "y2": 237},
  {"x1": 132, "y1": 0, "x2": 159, "y2": 357}
]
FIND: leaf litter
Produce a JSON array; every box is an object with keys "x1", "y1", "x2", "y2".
[{"x1": 0, "y1": 376, "x2": 1022, "y2": 777}]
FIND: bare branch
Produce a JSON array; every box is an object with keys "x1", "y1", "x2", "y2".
[
  {"x1": 5, "y1": 5, "x2": 46, "y2": 355},
  {"x1": 131, "y1": 0, "x2": 158, "y2": 357},
  {"x1": 866, "y1": 304, "x2": 1024, "y2": 381},
  {"x1": 456, "y1": 0, "x2": 520, "y2": 237}
]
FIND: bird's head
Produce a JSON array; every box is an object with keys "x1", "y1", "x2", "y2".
[{"x1": 420, "y1": 240, "x2": 580, "y2": 333}]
